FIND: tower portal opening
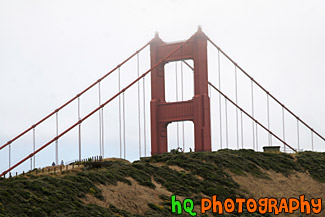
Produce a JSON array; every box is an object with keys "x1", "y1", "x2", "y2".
[{"x1": 165, "y1": 60, "x2": 194, "y2": 103}]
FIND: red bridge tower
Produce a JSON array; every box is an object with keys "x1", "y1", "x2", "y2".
[{"x1": 150, "y1": 28, "x2": 211, "y2": 155}]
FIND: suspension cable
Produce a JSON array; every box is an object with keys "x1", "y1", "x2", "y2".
[
  {"x1": 101, "y1": 107, "x2": 104, "y2": 158},
  {"x1": 241, "y1": 111, "x2": 244, "y2": 149},
  {"x1": 98, "y1": 81, "x2": 104, "y2": 158},
  {"x1": 311, "y1": 130, "x2": 314, "y2": 151},
  {"x1": 209, "y1": 82, "x2": 297, "y2": 152},
  {"x1": 9, "y1": 144, "x2": 11, "y2": 170},
  {"x1": 30, "y1": 155, "x2": 32, "y2": 171},
  {"x1": 118, "y1": 68, "x2": 122, "y2": 159},
  {"x1": 218, "y1": 49, "x2": 223, "y2": 149},
  {"x1": 251, "y1": 80, "x2": 255, "y2": 150},
  {"x1": 143, "y1": 77, "x2": 147, "y2": 157},
  {"x1": 142, "y1": 77, "x2": 147, "y2": 157},
  {"x1": 267, "y1": 94, "x2": 271, "y2": 146},
  {"x1": 98, "y1": 82, "x2": 102, "y2": 157},
  {"x1": 255, "y1": 123, "x2": 258, "y2": 151},
  {"x1": 225, "y1": 98, "x2": 229, "y2": 148},
  {"x1": 0, "y1": 36, "x2": 190, "y2": 177},
  {"x1": 282, "y1": 106, "x2": 286, "y2": 153},
  {"x1": 33, "y1": 127, "x2": 35, "y2": 169},
  {"x1": 206, "y1": 37, "x2": 325, "y2": 144},
  {"x1": 55, "y1": 111, "x2": 59, "y2": 165},
  {"x1": 78, "y1": 97, "x2": 81, "y2": 162},
  {"x1": 235, "y1": 66, "x2": 239, "y2": 149},
  {"x1": 0, "y1": 42, "x2": 150, "y2": 152},
  {"x1": 175, "y1": 62, "x2": 179, "y2": 149},
  {"x1": 137, "y1": 53, "x2": 141, "y2": 158},
  {"x1": 123, "y1": 92, "x2": 126, "y2": 159},
  {"x1": 297, "y1": 119, "x2": 300, "y2": 151},
  {"x1": 181, "y1": 62, "x2": 185, "y2": 151}
]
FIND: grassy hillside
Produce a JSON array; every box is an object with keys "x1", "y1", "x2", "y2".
[{"x1": 0, "y1": 149, "x2": 324, "y2": 216}]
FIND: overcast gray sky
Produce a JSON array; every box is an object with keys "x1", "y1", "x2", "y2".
[{"x1": 1, "y1": 0, "x2": 325, "y2": 174}]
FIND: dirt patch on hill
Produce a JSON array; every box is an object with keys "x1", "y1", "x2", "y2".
[
  {"x1": 231, "y1": 170, "x2": 325, "y2": 215},
  {"x1": 82, "y1": 177, "x2": 173, "y2": 215},
  {"x1": 232, "y1": 170, "x2": 325, "y2": 199},
  {"x1": 150, "y1": 162, "x2": 204, "y2": 180}
]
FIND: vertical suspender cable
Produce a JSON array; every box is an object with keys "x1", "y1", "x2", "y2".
[
  {"x1": 235, "y1": 66, "x2": 239, "y2": 149},
  {"x1": 137, "y1": 53, "x2": 141, "y2": 158},
  {"x1": 175, "y1": 62, "x2": 179, "y2": 149},
  {"x1": 218, "y1": 50, "x2": 223, "y2": 149},
  {"x1": 181, "y1": 62, "x2": 185, "y2": 151},
  {"x1": 9, "y1": 144, "x2": 11, "y2": 170},
  {"x1": 311, "y1": 130, "x2": 314, "y2": 151},
  {"x1": 78, "y1": 97, "x2": 81, "y2": 162},
  {"x1": 118, "y1": 68, "x2": 122, "y2": 158},
  {"x1": 30, "y1": 153, "x2": 32, "y2": 171},
  {"x1": 267, "y1": 94, "x2": 271, "y2": 146},
  {"x1": 282, "y1": 106, "x2": 286, "y2": 153},
  {"x1": 101, "y1": 107, "x2": 104, "y2": 159},
  {"x1": 297, "y1": 119, "x2": 300, "y2": 151},
  {"x1": 241, "y1": 111, "x2": 244, "y2": 148},
  {"x1": 98, "y1": 82, "x2": 104, "y2": 158},
  {"x1": 255, "y1": 123, "x2": 258, "y2": 151},
  {"x1": 225, "y1": 98, "x2": 228, "y2": 148},
  {"x1": 251, "y1": 80, "x2": 255, "y2": 150},
  {"x1": 143, "y1": 77, "x2": 147, "y2": 157},
  {"x1": 55, "y1": 112, "x2": 59, "y2": 165},
  {"x1": 98, "y1": 82, "x2": 102, "y2": 157},
  {"x1": 123, "y1": 92, "x2": 126, "y2": 159},
  {"x1": 33, "y1": 128, "x2": 35, "y2": 169}
]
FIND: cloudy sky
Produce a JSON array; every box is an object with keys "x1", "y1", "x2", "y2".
[{"x1": 1, "y1": 0, "x2": 325, "y2": 174}]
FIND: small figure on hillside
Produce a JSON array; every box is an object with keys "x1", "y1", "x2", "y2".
[
  {"x1": 189, "y1": 147, "x2": 193, "y2": 152},
  {"x1": 61, "y1": 160, "x2": 64, "y2": 165},
  {"x1": 52, "y1": 162, "x2": 55, "y2": 166},
  {"x1": 176, "y1": 147, "x2": 184, "y2": 153}
]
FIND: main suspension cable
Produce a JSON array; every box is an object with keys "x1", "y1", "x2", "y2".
[
  {"x1": 207, "y1": 37, "x2": 325, "y2": 144},
  {"x1": 209, "y1": 82, "x2": 297, "y2": 152},
  {"x1": 0, "y1": 37, "x2": 190, "y2": 177},
  {"x1": 0, "y1": 42, "x2": 150, "y2": 152}
]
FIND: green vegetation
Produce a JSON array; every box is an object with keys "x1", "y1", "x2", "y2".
[{"x1": 0, "y1": 149, "x2": 324, "y2": 216}]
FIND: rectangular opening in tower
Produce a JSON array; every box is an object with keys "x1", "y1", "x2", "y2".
[
  {"x1": 167, "y1": 121, "x2": 194, "y2": 153},
  {"x1": 165, "y1": 60, "x2": 194, "y2": 103}
]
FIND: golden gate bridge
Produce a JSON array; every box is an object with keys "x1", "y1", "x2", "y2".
[{"x1": 1, "y1": 27, "x2": 324, "y2": 177}]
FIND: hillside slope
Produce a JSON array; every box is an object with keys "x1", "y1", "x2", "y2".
[{"x1": 0, "y1": 150, "x2": 324, "y2": 216}]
